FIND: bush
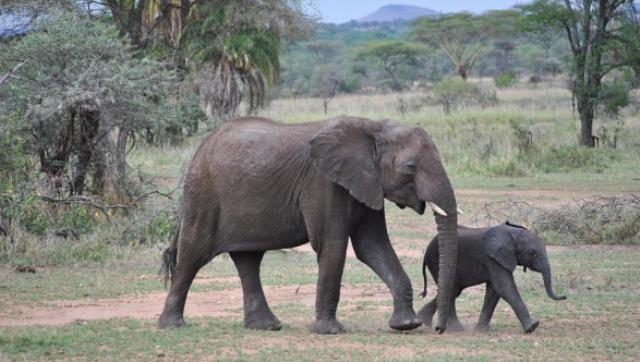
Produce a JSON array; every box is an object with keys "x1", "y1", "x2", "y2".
[
  {"x1": 533, "y1": 196, "x2": 640, "y2": 245},
  {"x1": 431, "y1": 77, "x2": 497, "y2": 113},
  {"x1": 485, "y1": 159, "x2": 528, "y2": 177},
  {"x1": 494, "y1": 70, "x2": 518, "y2": 88},
  {"x1": 596, "y1": 81, "x2": 630, "y2": 117},
  {"x1": 529, "y1": 146, "x2": 618, "y2": 173}
]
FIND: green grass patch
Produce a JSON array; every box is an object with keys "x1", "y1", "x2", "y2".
[{"x1": 2, "y1": 246, "x2": 639, "y2": 361}]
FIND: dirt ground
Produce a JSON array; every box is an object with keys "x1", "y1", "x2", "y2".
[
  {"x1": 0, "y1": 189, "x2": 637, "y2": 356},
  {"x1": 0, "y1": 188, "x2": 633, "y2": 329}
]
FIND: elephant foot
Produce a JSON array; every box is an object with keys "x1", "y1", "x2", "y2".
[
  {"x1": 416, "y1": 308, "x2": 434, "y2": 328},
  {"x1": 311, "y1": 318, "x2": 345, "y2": 334},
  {"x1": 158, "y1": 313, "x2": 185, "y2": 329},
  {"x1": 244, "y1": 313, "x2": 282, "y2": 331},
  {"x1": 524, "y1": 320, "x2": 539, "y2": 334},
  {"x1": 389, "y1": 310, "x2": 422, "y2": 331},
  {"x1": 474, "y1": 324, "x2": 491, "y2": 333},
  {"x1": 447, "y1": 320, "x2": 465, "y2": 332}
]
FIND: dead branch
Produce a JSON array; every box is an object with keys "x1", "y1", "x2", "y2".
[
  {"x1": 35, "y1": 190, "x2": 173, "y2": 222},
  {"x1": 0, "y1": 59, "x2": 29, "y2": 86}
]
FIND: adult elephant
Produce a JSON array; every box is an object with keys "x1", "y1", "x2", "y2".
[{"x1": 158, "y1": 116, "x2": 459, "y2": 334}]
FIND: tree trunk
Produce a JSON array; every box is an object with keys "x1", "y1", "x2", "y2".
[
  {"x1": 70, "y1": 102, "x2": 100, "y2": 195},
  {"x1": 458, "y1": 66, "x2": 468, "y2": 80},
  {"x1": 577, "y1": 94, "x2": 595, "y2": 147}
]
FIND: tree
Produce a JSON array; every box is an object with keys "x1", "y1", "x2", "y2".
[
  {"x1": 0, "y1": 10, "x2": 174, "y2": 195},
  {"x1": 412, "y1": 13, "x2": 490, "y2": 80},
  {"x1": 521, "y1": 0, "x2": 639, "y2": 147},
  {"x1": 179, "y1": 1, "x2": 311, "y2": 118},
  {"x1": 484, "y1": 10, "x2": 522, "y2": 75},
  {"x1": 356, "y1": 40, "x2": 425, "y2": 91},
  {"x1": 1, "y1": 0, "x2": 313, "y2": 119},
  {"x1": 517, "y1": 2, "x2": 565, "y2": 77}
]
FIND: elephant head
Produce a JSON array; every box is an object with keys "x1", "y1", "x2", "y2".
[
  {"x1": 310, "y1": 116, "x2": 458, "y2": 332},
  {"x1": 484, "y1": 222, "x2": 566, "y2": 301}
]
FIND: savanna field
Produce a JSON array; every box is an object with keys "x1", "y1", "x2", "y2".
[{"x1": 1, "y1": 84, "x2": 639, "y2": 361}]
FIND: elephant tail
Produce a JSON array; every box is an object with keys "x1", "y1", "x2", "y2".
[
  {"x1": 420, "y1": 252, "x2": 428, "y2": 298},
  {"x1": 158, "y1": 219, "x2": 180, "y2": 289}
]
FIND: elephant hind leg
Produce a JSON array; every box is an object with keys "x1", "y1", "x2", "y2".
[
  {"x1": 417, "y1": 297, "x2": 437, "y2": 327},
  {"x1": 158, "y1": 261, "x2": 200, "y2": 328},
  {"x1": 230, "y1": 251, "x2": 281, "y2": 330},
  {"x1": 158, "y1": 206, "x2": 219, "y2": 329},
  {"x1": 419, "y1": 288, "x2": 464, "y2": 331}
]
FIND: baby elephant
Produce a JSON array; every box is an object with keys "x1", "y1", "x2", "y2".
[{"x1": 418, "y1": 221, "x2": 566, "y2": 333}]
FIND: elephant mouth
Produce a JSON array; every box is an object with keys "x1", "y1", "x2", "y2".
[
  {"x1": 413, "y1": 201, "x2": 426, "y2": 215},
  {"x1": 395, "y1": 201, "x2": 425, "y2": 214}
]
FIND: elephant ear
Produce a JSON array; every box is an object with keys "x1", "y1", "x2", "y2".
[
  {"x1": 483, "y1": 227, "x2": 517, "y2": 272},
  {"x1": 310, "y1": 118, "x2": 384, "y2": 210}
]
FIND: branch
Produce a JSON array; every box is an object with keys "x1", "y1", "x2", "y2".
[
  {"x1": 35, "y1": 190, "x2": 173, "y2": 222},
  {"x1": 0, "y1": 59, "x2": 29, "y2": 86}
]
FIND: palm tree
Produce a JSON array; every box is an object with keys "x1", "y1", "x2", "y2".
[{"x1": 181, "y1": 1, "x2": 281, "y2": 117}]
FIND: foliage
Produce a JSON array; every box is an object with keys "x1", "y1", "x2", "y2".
[
  {"x1": 180, "y1": 0, "x2": 311, "y2": 118},
  {"x1": 0, "y1": 10, "x2": 174, "y2": 195},
  {"x1": 534, "y1": 196, "x2": 640, "y2": 245},
  {"x1": 596, "y1": 81, "x2": 631, "y2": 117},
  {"x1": 520, "y1": 0, "x2": 640, "y2": 147},
  {"x1": 494, "y1": 70, "x2": 518, "y2": 88},
  {"x1": 412, "y1": 12, "x2": 493, "y2": 80},
  {"x1": 431, "y1": 77, "x2": 497, "y2": 113},
  {"x1": 356, "y1": 40, "x2": 426, "y2": 91}
]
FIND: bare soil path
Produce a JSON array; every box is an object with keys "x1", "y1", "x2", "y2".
[{"x1": 0, "y1": 282, "x2": 390, "y2": 327}]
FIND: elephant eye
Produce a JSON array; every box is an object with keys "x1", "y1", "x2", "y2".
[
  {"x1": 528, "y1": 249, "x2": 536, "y2": 256},
  {"x1": 405, "y1": 161, "x2": 417, "y2": 174}
]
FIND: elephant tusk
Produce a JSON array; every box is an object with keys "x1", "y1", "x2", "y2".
[
  {"x1": 457, "y1": 207, "x2": 464, "y2": 215},
  {"x1": 427, "y1": 202, "x2": 447, "y2": 216}
]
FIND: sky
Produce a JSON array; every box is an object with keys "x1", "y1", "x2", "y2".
[{"x1": 311, "y1": 0, "x2": 528, "y2": 23}]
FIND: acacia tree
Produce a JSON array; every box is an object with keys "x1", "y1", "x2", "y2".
[
  {"x1": 521, "y1": 0, "x2": 638, "y2": 147},
  {"x1": 356, "y1": 40, "x2": 425, "y2": 91},
  {"x1": 0, "y1": 11, "x2": 174, "y2": 196},
  {"x1": 411, "y1": 13, "x2": 491, "y2": 80}
]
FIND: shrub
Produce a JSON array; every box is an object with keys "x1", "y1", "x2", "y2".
[
  {"x1": 533, "y1": 196, "x2": 640, "y2": 245},
  {"x1": 431, "y1": 77, "x2": 497, "y2": 113},
  {"x1": 531, "y1": 146, "x2": 618, "y2": 173},
  {"x1": 494, "y1": 70, "x2": 518, "y2": 88},
  {"x1": 485, "y1": 159, "x2": 528, "y2": 177},
  {"x1": 596, "y1": 81, "x2": 630, "y2": 117}
]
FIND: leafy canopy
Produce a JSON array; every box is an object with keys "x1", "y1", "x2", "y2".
[{"x1": 0, "y1": 10, "x2": 173, "y2": 129}]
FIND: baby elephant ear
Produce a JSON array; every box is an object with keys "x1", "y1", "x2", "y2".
[
  {"x1": 483, "y1": 227, "x2": 517, "y2": 272},
  {"x1": 310, "y1": 118, "x2": 384, "y2": 210}
]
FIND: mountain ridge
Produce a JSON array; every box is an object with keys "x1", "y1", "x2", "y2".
[{"x1": 357, "y1": 4, "x2": 438, "y2": 23}]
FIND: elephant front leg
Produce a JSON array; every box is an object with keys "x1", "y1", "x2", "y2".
[
  {"x1": 230, "y1": 251, "x2": 281, "y2": 330},
  {"x1": 446, "y1": 290, "x2": 465, "y2": 332},
  {"x1": 351, "y1": 209, "x2": 421, "y2": 331},
  {"x1": 312, "y1": 238, "x2": 348, "y2": 334},
  {"x1": 489, "y1": 268, "x2": 539, "y2": 333}
]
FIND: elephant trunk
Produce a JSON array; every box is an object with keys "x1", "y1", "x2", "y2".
[
  {"x1": 416, "y1": 154, "x2": 458, "y2": 333},
  {"x1": 434, "y1": 212, "x2": 458, "y2": 333},
  {"x1": 541, "y1": 261, "x2": 566, "y2": 301}
]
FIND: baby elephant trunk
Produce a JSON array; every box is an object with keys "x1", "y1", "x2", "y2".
[{"x1": 541, "y1": 264, "x2": 567, "y2": 301}]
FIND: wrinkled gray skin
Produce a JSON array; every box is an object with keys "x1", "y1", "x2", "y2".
[
  {"x1": 418, "y1": 222, "x2": 566, "y2": 333},
  {"x1": 158, "y1": 116, "x2": 458, "y2": 334}
]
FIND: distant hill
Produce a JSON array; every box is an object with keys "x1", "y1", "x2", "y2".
[{"x1": 358, "y1": 4, "x2": 438, "y2": 23}]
